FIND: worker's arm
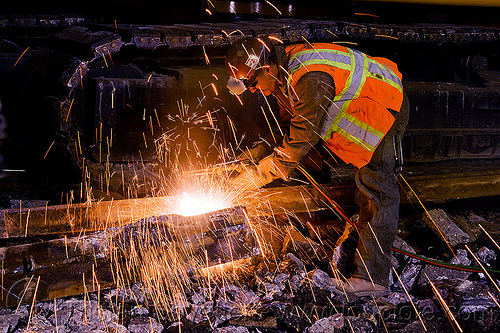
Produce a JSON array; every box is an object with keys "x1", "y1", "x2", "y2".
[
  {"x1": 230, "y1": 72, "x2": 334, "y2": 191},
  {"x1": 272, "y1": 71, "x2": 335, "y2": 179}
]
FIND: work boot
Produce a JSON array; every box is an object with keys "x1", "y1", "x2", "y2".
[{"x1": 331, "y1": 277, "x2": 388, "y2": 297}]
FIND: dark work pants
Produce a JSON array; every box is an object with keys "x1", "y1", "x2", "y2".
[{"x1": 352, "y1": 93, "x2": 410, "y2": 287}]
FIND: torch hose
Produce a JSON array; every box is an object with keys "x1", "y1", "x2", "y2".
[{"x1": 296, "y1": 165, "x2": 500, "y2": 275}]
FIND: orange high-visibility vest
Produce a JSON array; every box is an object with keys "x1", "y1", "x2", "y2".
[{"x1": 285, "y1": 43, "x2": 404, "y2": 168}]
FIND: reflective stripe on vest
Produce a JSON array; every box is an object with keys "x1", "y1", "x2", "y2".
[{"x1": 288, "y1": 46, "x2": 402, "y2": 153}]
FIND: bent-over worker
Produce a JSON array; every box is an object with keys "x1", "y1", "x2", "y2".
[{"x1": 225, "y1": 37, "x2": 409, "y2": 297}]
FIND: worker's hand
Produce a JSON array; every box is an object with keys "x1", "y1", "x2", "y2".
[
  {"x1": 230, "y1": 155, "x2": 280, "y2": 191},
  {"x1": 237, "y1": 144, "x2": 269, "y2": 165}
]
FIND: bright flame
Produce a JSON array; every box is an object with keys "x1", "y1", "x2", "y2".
[{"x1": 174, "y1": 191, "x2": 231, "y2": 216}]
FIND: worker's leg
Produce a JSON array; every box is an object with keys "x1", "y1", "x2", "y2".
[{"x1": 352, "y1": 93, "x2": 410, "y2": 288}]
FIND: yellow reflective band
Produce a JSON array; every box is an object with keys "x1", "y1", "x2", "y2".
[
  {"x1": 289, "y1": 48, "x2": 350, "y2": 63},
  {"x1": 335, "y1": 127, "x2": 376, "y2": 152},
  {"x1": 289, "y1": 59, "x2": 351, "y2": 77},
  {"x1": 366, "y1": 72, "x2": 403, "y2": 92},
  {"x1": 367, "y1": 59, "x2": 403, "y2": 92},
  {"x1": 342, "y1": 110, "x2": 385, "y2": 139},
  {"x1": 333, "y1": 48, "x2": 356, "y2": 103},
  {"x1": 322, "y1": 109, "x2": 384, "y2": 151},
  {"x1": 352, "y1": 52, "x2": 368, "y2": 100}
]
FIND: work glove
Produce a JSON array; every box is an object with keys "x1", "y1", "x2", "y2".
[
  {"x1": 230, "y1": 154, "x2": 281, "y2": 191},
  {"x1": 237, "y1": 143, "x2": 269, "y2": 165}
]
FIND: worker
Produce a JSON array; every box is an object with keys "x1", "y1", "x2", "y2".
[{"x1": 225, "y1": 36, "x2": 410, "y2": 297}]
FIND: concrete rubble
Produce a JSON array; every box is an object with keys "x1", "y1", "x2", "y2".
[{"x1": 1, "y1": 205, "x2": 500, "y2": 333}]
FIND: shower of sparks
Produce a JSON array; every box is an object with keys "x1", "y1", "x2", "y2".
[
  {"x1": 80, "y1": 78, "x2": 287, "y2": 319},
  {"x1": 174, "y1": 190, "x2": 231, "y2": 216},
  {"x1": 34, "y1": 47, "x2": 378, "y2": 327}
]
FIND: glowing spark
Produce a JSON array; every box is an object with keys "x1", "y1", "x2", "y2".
[
  {"x1": 111, "y1": 84, "x2": 115, "y2": 109},
  {"x1": 333, "y1": 41, "x2": 358, "y2": 45},
  {"x1": 355, "y1": 12, "x2": 380, "y2": 18},
  {"x1": 479, "y1": 224, "x2": 500, "y2": 252},
  {"x1": 147, "y1": 74, "x2": 152, "y2": 82},
  {"x1": 65, "y1": 98, "x2": 74, "y2": 122},
  {"x1": 301, "y1": 37, "x2": 324, "y2": 59},
  {"x1": 356, "y1": 248, "x2": 375, "y2": 287},
  {"x1": 242, "y1": 208, "x2": 265, "y2": 258},
  {"x1": 26, "y1": 276, "x2": 41, "y2": 331},
  {"x1": 102, "y1": 53, "x2": 108, "y2": 67},
  {"x1": 327, "y1": 30, "x2": 338, "y2": 38},
  {"x1": 14, "y1": 47, "x2": 29, "y2": 66},
  {"x1": 466, "y1": 244, "x2": 500, "y2": 294},
  {"x1": 274, "y1": 147, "x2": 290, "y2": 159},
  {"x1": 205, "y1": 9, "x2": 212, "y2": 15},
  {"x1": 44, "y1": 141, "x2": 55, "y2": 159},
  {"x1": 212, "y1": 73, "x2": 219, "y2": 80},
  {"x1": 375, "y1": 35, "x2": 399, "y2": 40},
  {"x1": 268, "y1": 35, "x2": 283, "y2": 43},
  {"x1": 233, "y1": 92, "x2": 243, "y2": 105},
  {"x1": 203, "y1": 46, "x2": 210, "y2": 65},
  {"x1": 489, "y1": 291, "x2": 500, "y2": 309},
  {"x1": 367, "y1": 222, "x2": 385, "y2": 255},
  {"x1": 265, "y1": 0, "x2": 282, "y2": 15},
  {"x1": 211, "y1": 82, "x2": 218, "y2": 96},
  {"x1": 259, "y1": 87, "x2": 284, "y2": 136},
  {"x1": 257, "y1": 38, "x2": 271, "y2": 52},
  {"x1": 425, "y1": 273, "x2": 461, "y2": 332},
  {"x1": 260, "y1": 106, "x2": 277, "y2": 143},
  {"x1": 107, "y1": 49, "x2": 114, "y2": 65},
  {"x1": 206, "y1": 111, "x2": 214, "y2": 128},
  {"x1": 394, "y1": 267, "x2": 427, "y2": 331},
  {"x1": 154, "y1": 108, "x2": 161, "y2": 128},
  {"x1": 371, "y1": 295, "x2": 389, "y2": 333}
]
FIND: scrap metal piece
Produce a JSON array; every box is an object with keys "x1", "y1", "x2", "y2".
[
  {"x1": 116, "y1": 205, "x2": 260, "y2": 269},
  {"x1": 0, "y1": 205, "x2": 260, "y2": 308}
]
